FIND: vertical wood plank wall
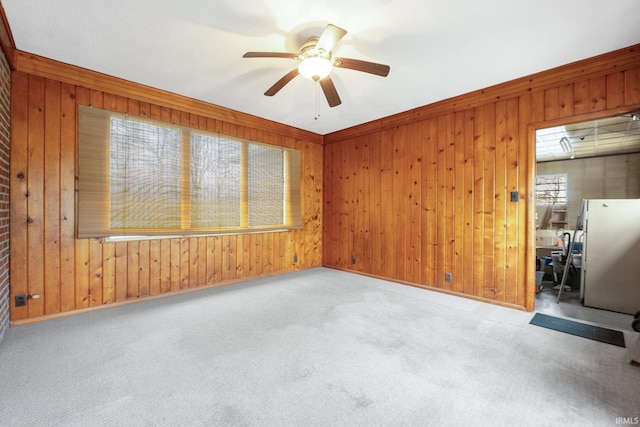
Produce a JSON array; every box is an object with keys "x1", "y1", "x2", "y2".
[
  {"x1": 323, "y1": 44, "x2": 640, "y2": 311},
  {"x1": 9, "y1": 44, "x2": 640, "y2": 322},
  {"x1": 10, "y1": 60, "x2": 323, "y2": 323}
]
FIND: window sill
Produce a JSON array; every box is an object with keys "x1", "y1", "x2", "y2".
[{"x1": 100, "y1": 227, "x2": 301, "y2": 242}]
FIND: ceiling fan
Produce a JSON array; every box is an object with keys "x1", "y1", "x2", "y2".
[{"x1": 242, "y1": 24, "x2": 390, "y2": 108}]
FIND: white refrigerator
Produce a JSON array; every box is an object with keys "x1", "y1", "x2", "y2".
[{"x1": 581, "y1": 199, "x2": 640, "y2": 315}]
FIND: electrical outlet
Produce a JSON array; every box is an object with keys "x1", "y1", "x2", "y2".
[
  {"x1": 15, "y1": 294, "x2": 27, "y2": 307},
  {"x1": 445, "y1": 272, "x2": 452, "y2": 282},
  {"x1": 293, "y1": 254, "x2": 298, "y2": 263},
  {"x1": 351, "y1": 256, "x2": 356, "y2": 264}
]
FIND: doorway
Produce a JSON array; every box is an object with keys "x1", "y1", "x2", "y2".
[{"x1": 533, "y1": 112, "x2": 640, "y2": 332}]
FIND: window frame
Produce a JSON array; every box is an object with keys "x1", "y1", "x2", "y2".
[
  {"x1": 77, "y1": 106, "x2": 301, "y2": 239},
  {"x1": 535, "y1": 173, "x2": 568, "y2": 205}
]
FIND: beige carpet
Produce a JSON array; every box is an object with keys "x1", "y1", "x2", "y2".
[{"x1": 1, "y1": 267, "x2": 638, "y2": 426}]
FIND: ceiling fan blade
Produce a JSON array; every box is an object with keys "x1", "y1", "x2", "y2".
[
  {"x1": 315, "y1": 24, "x2": 347, "y2": 54},
  {"x1": 319, "y1": 76, "x2": 342, "y2": 107},
  {"x1": 243, "y1": 52, "x2": 298, "y2": 59},
  {"x1": 264, "y1": 69, "x2": 300, "y2": 96},
  {"x1": 334, "y1": 57, "x2": 390, "y2": 77}
]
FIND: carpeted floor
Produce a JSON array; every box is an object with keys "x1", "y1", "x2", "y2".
[{"x1": 0, "y1": 267, "x2": 638, "y2": 426}]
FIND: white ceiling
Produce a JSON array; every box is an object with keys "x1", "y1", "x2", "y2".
[{"x1": 3, "y1": 0, "x2": 640, "y2": 135}]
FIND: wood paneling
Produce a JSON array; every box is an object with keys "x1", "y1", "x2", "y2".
[
  {"x1": 0, "y1": 3, "x2": 15, "y2": 69},
  {"x1": 10, "y1": 41, "x2": 640, "y2": 321},
  {"x1": 14, "y1": 51, "x2": 321, "y2": 144},
  {"x1": 323, "y1": 44, "x2": 640, "y2": 311},
  {"x1": 324, "y1": 45, "x2": 640, "y2": 144},
  {"x1": 10, "y1": 68, "x2": 323, "y2": 323}
]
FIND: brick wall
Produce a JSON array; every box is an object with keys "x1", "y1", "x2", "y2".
[{"x1": 0, "y1": 47, "x2": 9, "y2": 343}]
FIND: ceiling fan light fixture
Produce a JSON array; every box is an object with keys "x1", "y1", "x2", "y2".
[{"x1": 298, "y1": 57, "x2": 332, "y2": 81}]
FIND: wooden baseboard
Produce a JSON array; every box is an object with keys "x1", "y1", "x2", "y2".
[
  {"x1": 10, "y1": 266, "x2": 318, "y2": 326},
  {"x1": 324, "y1": 265, "x2": 529, "y2": 312}
]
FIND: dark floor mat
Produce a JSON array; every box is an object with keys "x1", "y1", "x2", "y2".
[{"x1": 530, "y1": 313, "x2": 626, "y2": 347}]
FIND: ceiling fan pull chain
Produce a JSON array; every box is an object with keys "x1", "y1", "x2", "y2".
[{"x1": 314, "y1": 83, "x2": 320, "y2": 120}]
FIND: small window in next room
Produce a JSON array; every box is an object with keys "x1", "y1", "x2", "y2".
[{"x1": 535, "y1": 174, "x2": 567, "y2": 205}]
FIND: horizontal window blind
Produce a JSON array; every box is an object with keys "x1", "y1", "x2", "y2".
[
  {"x1": 110, "y1": 116, "x2": 182, "y2": 229},
  {"x1": 249, "y1": 144, "x2": 284, "y2": 227},
  {"x1": 190, "y1": 134, "x2": 241, "y2": 228},
  {"x1": 77, "y1": 106, "x2": 301, "y2": 238}
]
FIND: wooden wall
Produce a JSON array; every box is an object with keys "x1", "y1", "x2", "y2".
[
  {"x1": 323, "y1": 44, "x2": 640, "y2": 311},
  {"x1": 8, "y1": 44, "x2": 640, "y2": 322},
  {"x1": 10, "y1": 53, "x2": 323, "y2": 323}
]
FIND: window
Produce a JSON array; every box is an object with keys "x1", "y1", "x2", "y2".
[
  {"x1": 109, "y1": 117, "x2": 183, "y2": 229},
  {"x1": 535, "y1": 174, "x2": 567, "y2": 205},
  {"x1": 190, "y1": 134, "x2": 242, "y2": 229},
  {"x1": 77, "y1": 106, "x2": 301, "y2": 238}
]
